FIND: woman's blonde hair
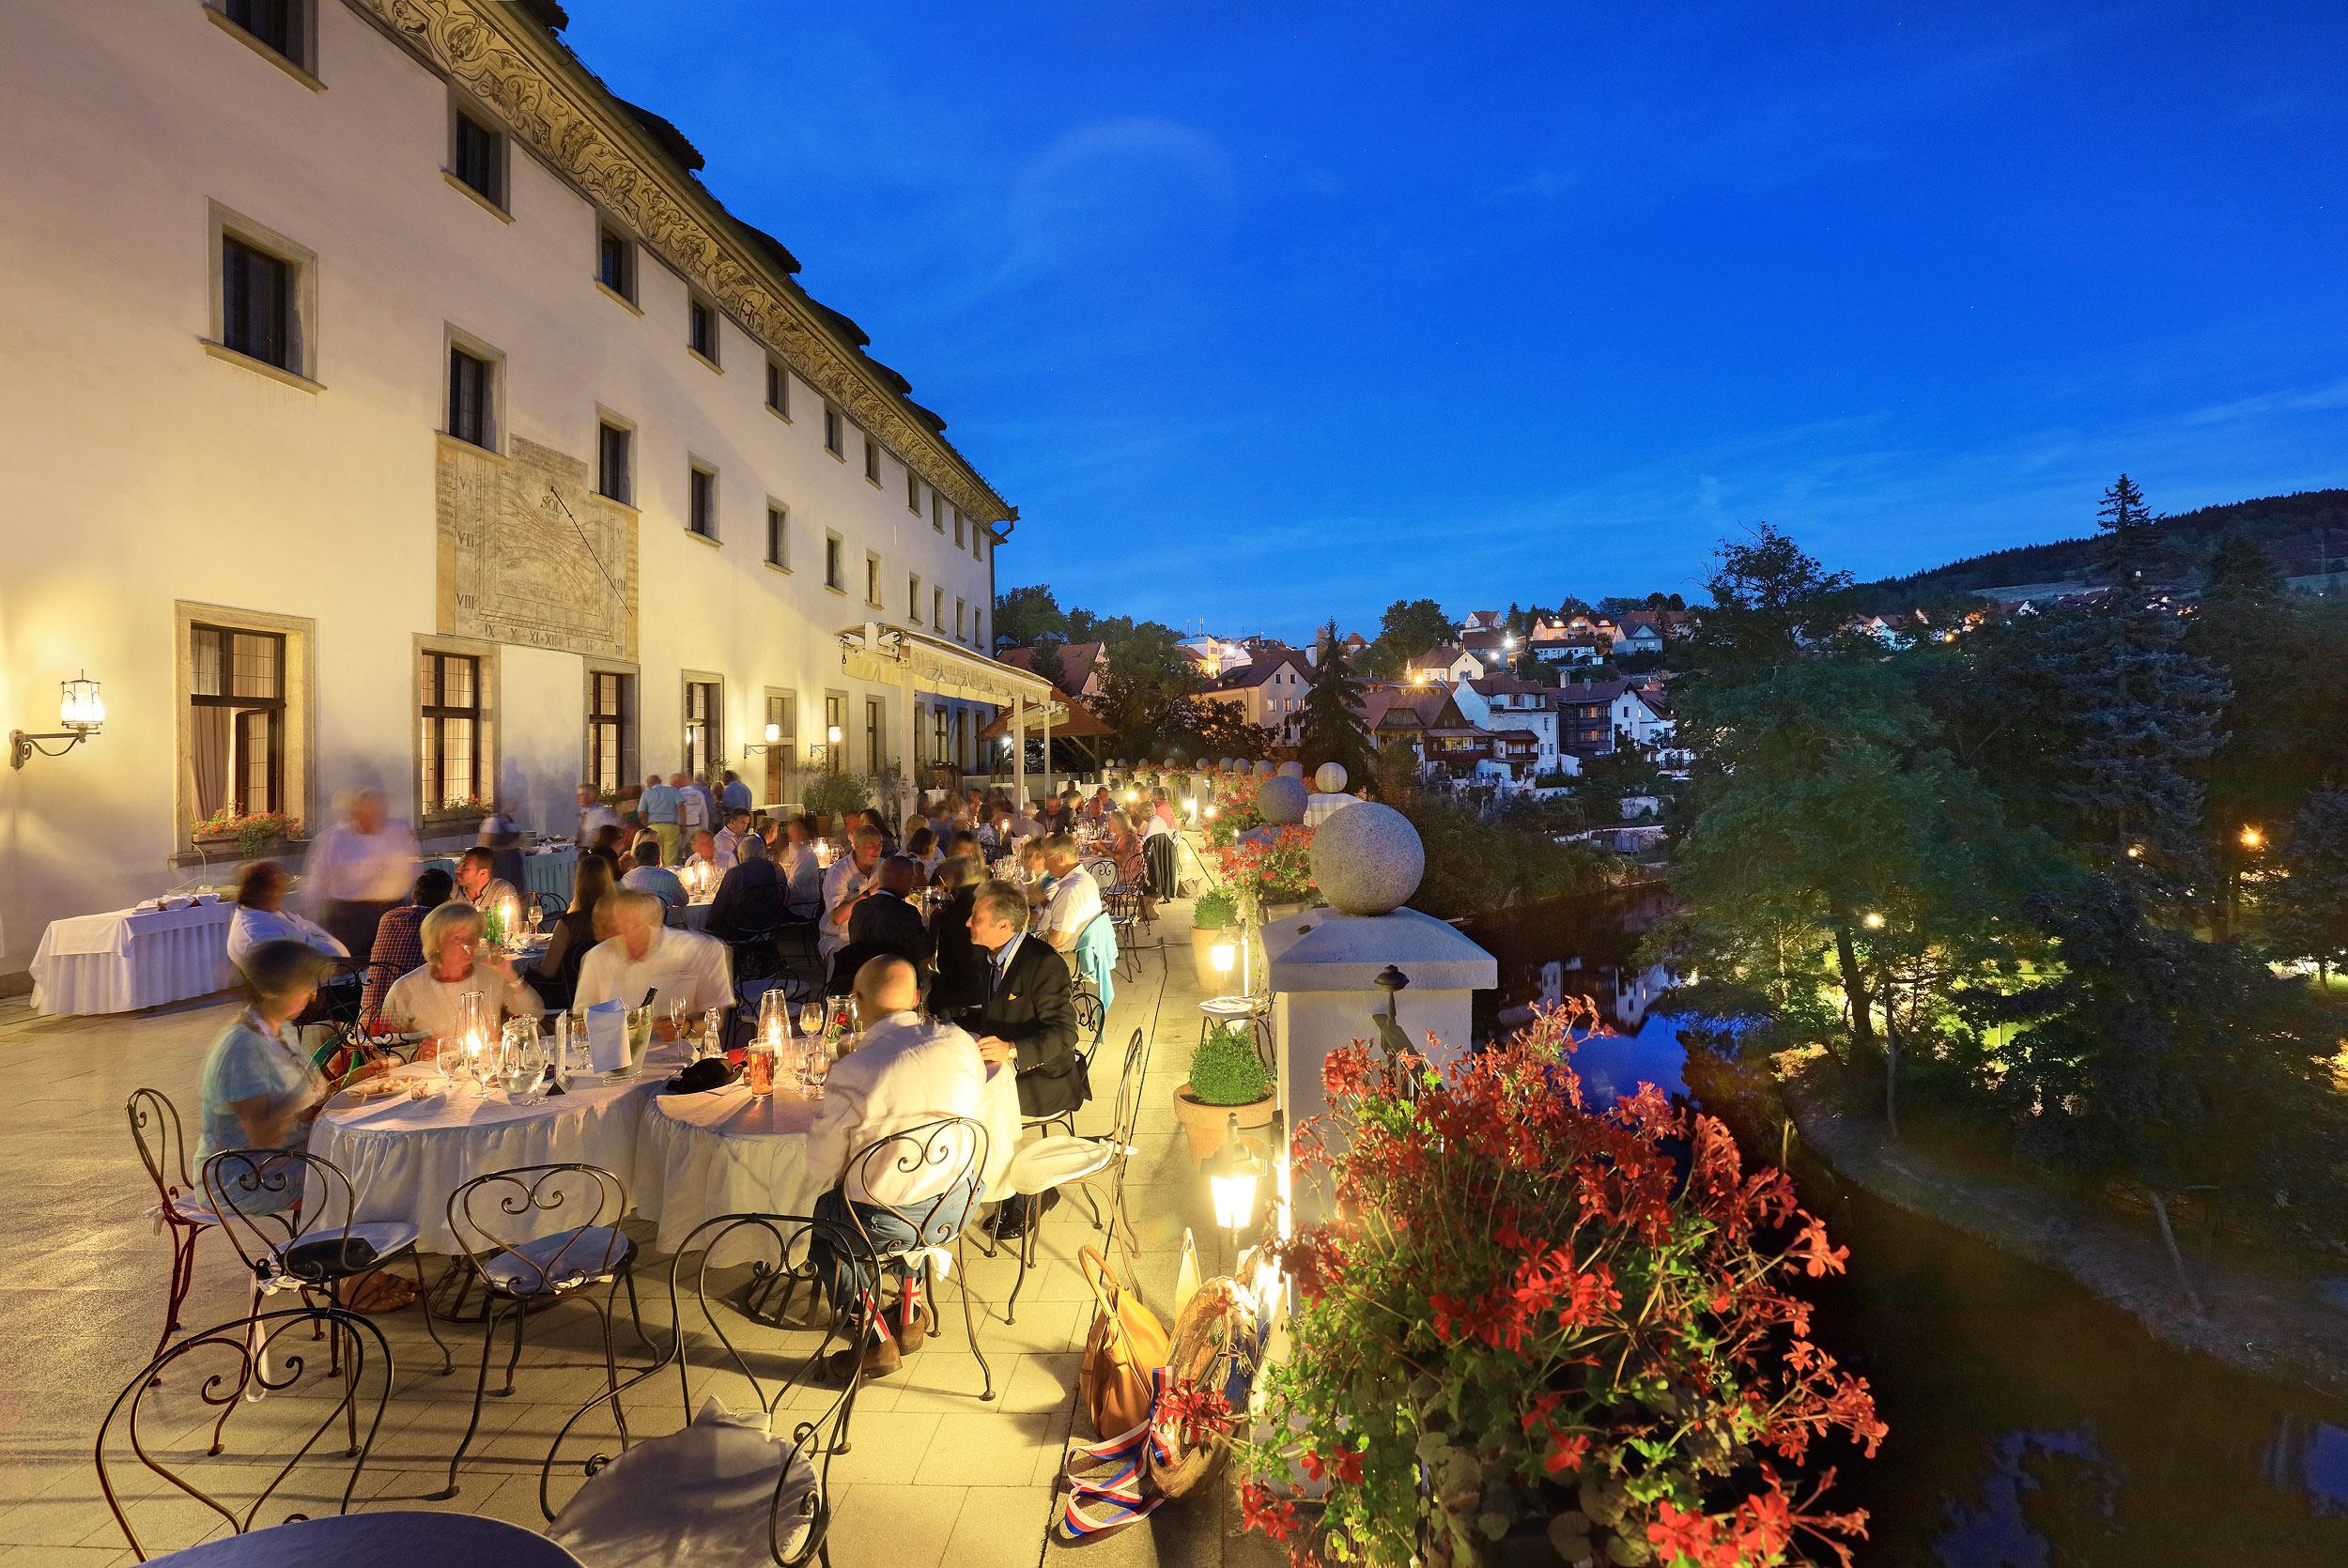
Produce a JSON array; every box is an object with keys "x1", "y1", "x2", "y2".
[{"x1": 419, "y1": 901, "x2": 485, "y2": 963}]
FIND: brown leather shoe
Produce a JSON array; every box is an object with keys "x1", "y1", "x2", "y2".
[
  {"x1": 826, "y1": 1332, "x2": 902, "y2": 1383},
  {"x1": 894, "y1": 1300, "x2": 931, "y2": 1354}
]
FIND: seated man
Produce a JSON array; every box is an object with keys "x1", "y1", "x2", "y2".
[
  {"x1": 453, "y1": 846, "x2": 520, "y2": 922},
  {"x1": 831, "y1": 854, "x2": 935, "y2": 992},
  {"x1": 621, "y1": 838, "x2": 687, "y2": 921},
  {"x1": 706, "y1": 829, "x2": 790, "y2": 941},
  {"x1": 713, "y1": 807, "x2": 756, "y2": 872},
  {"x1": 574, "y1": 888, "x2": 734, "y2": 1026},
  {"x1": 359, "y1": 868, "x2": 455, "y2": 1034},
  {"x1": 964, "y1": 879, "x2": 1084, "y2": 1241},
  {"x1": 804, "y1": 956, "x2": 987, "y2": 1381},
  {"x1": 819, "y1": 824, "x2": 884, "y2": 965},
  {"x1": 1035, "y1": 834, "x2": 1103, "y2": 958}
]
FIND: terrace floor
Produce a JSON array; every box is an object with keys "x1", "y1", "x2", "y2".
[{"x1": 0, "y1": 899, "x2": 1282, "y2": 1568}]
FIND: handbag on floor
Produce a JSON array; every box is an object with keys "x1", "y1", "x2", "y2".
[{"x1": 1078, "y1": 1244, "x2": 1168, "y2": 1438}]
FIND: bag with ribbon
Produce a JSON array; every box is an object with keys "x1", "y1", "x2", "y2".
[{"x1": 1058, "y1": 1267, "x2": 1275, "y2": 1539}]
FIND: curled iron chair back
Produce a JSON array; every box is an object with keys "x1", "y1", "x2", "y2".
[
  {"x1": 542, "y1": 1210, "x2": 871, "y2": 1560},
  {"x1": 96, "y1": 1304, "x2": 392, "y2": 1560},
  {"x1": 447, "y1": 1162, "x2": 630, "y2": 1298},
  {"x1": 1098, "y1": 1027, "x2": 1154, "y2": 1282},
  {"x1": 127, "y1": 1088, "x2": 199, "y2": 1216},
  {"x1": 842, "y1": 1115, "x2": 990, "y2": 1254},
  {"x1": 201, "y1": 1147, "x2": 355, "y2": 1287}
]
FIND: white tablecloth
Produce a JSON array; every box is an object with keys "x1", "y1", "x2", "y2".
[
  {"x1": 682, "y1": 899, "x2": 714, "y2": 932},
  {"x1": 313, "y1": 1045, "x2": 688, "y2": 1254},
  {"x1": 634, "y1": 1066, "x2": 1023, "y2": 1263},
  {"x1": 29, "y1": 901, "x2": 236, "y2": 1015}
]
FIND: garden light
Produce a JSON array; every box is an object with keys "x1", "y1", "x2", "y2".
[
  {"x1": 1861, "y1": 911, "x2": 1885, "y2": 930},
  {"x1": 1206, "y1": 1119, "x2": 1264, "y2": 1240},
  {"x1": 2239, "y1": 824, "x2": 2265, "y2": 851}
]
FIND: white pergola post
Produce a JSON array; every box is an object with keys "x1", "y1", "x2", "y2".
[
  {"x1": 1012, "y1": 699, "x2": 1027, "y2": 807},
  {"x1": 899, "y1": 692, "x2": 919, "y2": 820},
  {"x1": 1041, "y1": 701, "x2": 1054, "y2": 802}
]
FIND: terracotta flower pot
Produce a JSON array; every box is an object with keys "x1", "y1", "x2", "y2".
[{"x1": 1173, "y1": 1083, "x2": 1274, "y2": 1161}]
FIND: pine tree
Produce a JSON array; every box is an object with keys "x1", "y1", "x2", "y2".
[
  {"x1": 2268, "y1": 790, "x2": 2348, "y2": 982},
  {"x1": 1299, "y1": 619, "x2": 1373, "y2": 776}
]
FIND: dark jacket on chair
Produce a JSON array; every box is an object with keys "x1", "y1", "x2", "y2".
[
  {"x1": 828, "y1": 889, "x2": 934, "y2": 994},
  {"x1": 926, "y1": 887, "x2": 985, "y2": 1019},
  {"x1": 965, "y1": 934, "x2": 1084, "y2": 1119},
  {"x1": 707, "y1": 857, "x2": 789, "y2": 941}
]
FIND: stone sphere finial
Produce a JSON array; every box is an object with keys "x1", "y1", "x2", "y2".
[
  {"x1": 1311, "y1": 802, "x2": 1424, "y2": 915},
  {"x1": 1313, "y1": 761, "x2": 1348, "y2": 793},
  {"x1": 1253, "y1": 759, "x2": 1274, "y2": 777},
  {"x1": 1276, "y1": 761, "x2": 1304, "y2": 779},
  {"x1": 1259, "y1": 775, "x2": 1308, "y2": 826}
]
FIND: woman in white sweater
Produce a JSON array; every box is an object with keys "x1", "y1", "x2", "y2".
[{"x1": 380, "y1": 901, "x2": 541, "y2": 1052}]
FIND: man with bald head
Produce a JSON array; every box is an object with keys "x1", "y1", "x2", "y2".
[{"x1": 805, "y1": 955, "x2": 988, "y2": 1380}]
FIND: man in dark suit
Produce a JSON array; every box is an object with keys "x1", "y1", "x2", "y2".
[
  {"x1": 965, "y1": 878, "x2": 1084, "y2": 1240},
  {"x1": 830, "y1": 855, "x2": 935, "y2": 992}
]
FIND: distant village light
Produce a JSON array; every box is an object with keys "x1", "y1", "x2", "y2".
[
  {"x1": 2239, "y1": 824, "x2": 2265, "y2": 851},
  {"x1": 1861, "y1": 911, "x2": 1886, "y2": 930}
]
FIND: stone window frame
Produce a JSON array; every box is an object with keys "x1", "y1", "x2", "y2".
[
  {"x1": 411, "y1": 632, "x2": 501, "y2": 823},
  {"x1": 173, "y1": 600, "x2": 317, "y2": 855},
  {"x1": 204, "y1": 0, "x2": 324, "y2": 90},
  {"x1": 583, "y1": 658, "x2": 639, "y2": 796},
  {"x1": 205, "y1": 200, "x2": 321, "y2": 390}
]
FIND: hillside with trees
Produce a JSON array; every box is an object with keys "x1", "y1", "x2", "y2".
[{"x1": 1855, "y1": 487, "x2": 2348, "y2": 607}]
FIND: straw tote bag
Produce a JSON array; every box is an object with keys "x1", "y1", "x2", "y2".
[{"x1": 1078, "y1": 1245, "x2": 1169, "y2": 1437}]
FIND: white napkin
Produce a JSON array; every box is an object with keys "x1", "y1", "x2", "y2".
[{"x1": 587, "y1": 1000, "x2": 629, "y2": 1074}]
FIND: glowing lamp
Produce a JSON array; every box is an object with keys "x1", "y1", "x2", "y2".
[
  {"x1": 2239, "y1": 825, "x2": 2265, "y2": 851},
  {"x1": 1211, "y1": 941, "x2": 1237, "y2": 975},
  {"x1": 1124, "y1": 788, "x2": 1139, "y2": 804},
  {"x1": 1205, "y1": 1120, "x2": 1265, "y2": 1239},
  {"x1": 11, "y1": 669, "x2": 105, "y2": 769},
  {"x1": 826, "y1": 724, "x2": 844, "y2": 746},
  {"x1": 765, "y1": 721, "x2": 782, "y2": 745},
  {"x1": 1861, "y1": 911, "x2": 1885, "y2": 930}
]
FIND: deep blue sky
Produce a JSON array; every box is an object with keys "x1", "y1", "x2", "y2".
[{"x1": 564, "y1": 2, "x2": 2348, "y2": 641}]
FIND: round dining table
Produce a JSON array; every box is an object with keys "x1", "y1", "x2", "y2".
[
  {"x1": 312, "y1": 1042, "x2": 689, "y2": 1254},
  {"x1": 634, "y1": 1061, "x2": 1026, "y2": 1265},
  {"x1": 147, "y1": 1511, "x2": 581, "y2": 1565}
]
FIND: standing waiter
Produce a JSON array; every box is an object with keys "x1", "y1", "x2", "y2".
[{"x1": 300, "y1": 788, "x2": 419, "y2": 961}]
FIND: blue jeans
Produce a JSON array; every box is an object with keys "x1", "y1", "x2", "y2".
[{"x1": 812, "y1": 1178, "x2": 978, "y2": 1328}]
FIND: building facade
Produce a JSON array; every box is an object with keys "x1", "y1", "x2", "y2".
[{"x1": 0, "y1": 0, "x2": 1030, "y2": 980}]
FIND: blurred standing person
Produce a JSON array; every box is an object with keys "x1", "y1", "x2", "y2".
[
  {"x1": 719, "y1": 769, "x2": 753, "y2": 815},
  {"x1": 301, "y1": 788, "x2": 417, "y2": 960},
  {"x1": 640, "y1": 772, "x2": 681, "y2": 863},
  {"x1": 576, "y1": 784, "x2": 620, "y2": 848},
  {"x1": 672, "y1": 770, "x2": 709, "y2": 853}
]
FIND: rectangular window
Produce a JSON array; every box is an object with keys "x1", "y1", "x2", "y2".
[
  {"x1": 823, "y1": 406, "x2": 842, "y2": 456},
  {"x1": 766, "y1": 505, "x2": 788, "y2": 568},
  {"x1": 596, "y1": 225, "x2": 635, "y2": 300},
  {"x1": 862, "y1": 436, "x2": 879, "y2": 484},
  {"x1": 688, "y1": 464, "x2": 718, "y2": 539},
  {"x1": 446, "y1": 346, "x2": 492, "y2": 449},
  {"x1": 934, "y1": 587, "x2": 945, "y2": 628},
  {"x1": 765, "y1": 360, "x2": 789, "y2": 417},
  {"x1": 223, "y1": 0, "x2": 306, "y2": 67},
  {"x1": 684, "y1": 679, "x2": 721, "y2": 779},
  {"x1": 865, "y1": 552, "x2": 881, "y2": 607},
  {"x1": 221, "y1": 236, "x2": 292, "y2": 370},
  {"x1": 824, "y1": 691, "x2": 847, "y2": 774},
  {"x1": 189, "y1": 623, "x2": 286, "y2": 818},
  {"x1": 975, "y1": 610, "x2": 984, "y2": 651},
  {"x1": 906, "y1": 469, "x2": 921, "y2": 514},
  {"x1": 955, "y1": 598, "x2": 966, "y2": 638},
  {"x1": 588, "y1": 669, "x2": 631, "y2": 796},
  {"x1": 825, "y1": 534, "x2": 842, "y2": 591},
  {"x1": 932, "y1": 492, "x2": 944, "y2": 533},
  {"x1": 688, "y1": 297, "x2": 718, "y2": 363},
  {"x1": 419, "y1": 651, "x2": 483, "y2": 813},
  {"x1": 909, "y1": 574, "x2": 922, "y2": 623},
  {"x1": 972, "y1": 522, "x2": 983, "y2": 562},
  {"x1": 452, "y1": 108, "x2": 504, "y2": 207},
  {"x1": 763, "y1": 690, "x2": 796, "y2": 804},
  {"x1": 864, "y1": 698, "x2": 884, "y2": 776},
  {"x1": 951, "y1": 506, "x2": 964, "y2": 546},
  {"x1": 596, "y1": 421, "x2": 632, "y2": 504},
  {"x1": 934, "y1": 704, "x2": 950, "y2": 767}
]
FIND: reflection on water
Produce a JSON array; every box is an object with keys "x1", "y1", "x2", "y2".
[{"x1": 1545, "y1": 978, "x2": 2348, "y2": 1565}]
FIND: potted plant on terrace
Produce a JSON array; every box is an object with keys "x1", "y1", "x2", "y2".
[
  {"x1": 1232, "y1": 1002, "x2": 1884, "y2": 1567},
  {"x1": 803, "y1": 773, "x2": 870, "y2": 838},
  {"x1": 1189, "y1": 885, "x2": 1241, "y2": 992},
  {"x1": 1173, "y1": 1020, "x2": 1274, "y2": 1161}
]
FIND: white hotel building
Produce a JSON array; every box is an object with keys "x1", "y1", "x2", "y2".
[{"x1": 0, "y1": 0, "x2": 1051, "y2": 986}]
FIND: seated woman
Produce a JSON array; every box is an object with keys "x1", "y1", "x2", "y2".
[
  {"x1": 906, "y1": 825, "x2": 943, "y2": 882},
  {"x1": 199, "y1": 939, "x2": 408, "y2": 1306},
  {"x1": 527, "y1": 853, "x2": 615, "y2": 1011},
  {"x1": 1107, "y1": 809, "x2": 1155, "y2": 919},
  {"x1": 380, "y1": 901, "x2": 543, "y2": 1053},
  {"x1": 227, "y1": 861, "x2": 359, "y2": 1025}
]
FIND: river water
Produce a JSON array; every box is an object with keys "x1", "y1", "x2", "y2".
[{"x1": 1470, "y1": 895, "x2": 2348, "y2": 1564}]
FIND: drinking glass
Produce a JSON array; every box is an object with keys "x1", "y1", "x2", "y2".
[
  {"x1": 746, "y1": 1040, "x2": 776, "y2": 1098},
  {"x1": 797, "y1": 1001, "x2": 825, "y2": 1045},
  {"x1": 702, "y1": 1007, "x2": 725, "y2": 1060},
  {"x1": 801, "y1": 1041, "x2": 828, "y2": 1099}
]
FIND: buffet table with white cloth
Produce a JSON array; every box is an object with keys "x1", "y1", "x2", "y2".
[
  {"x1": 28, "y1": 899, "x2": 236, "y2": 1016},
  {"x1": 524, "y1": 845, "x2": 579, "y2": 906},
  {"x1": 313, "y1": 1044, "x2": 687, "y2": 1254},
  {"x1": 633, "y1": 1063, "x2": 1024, "y2": 1264}
]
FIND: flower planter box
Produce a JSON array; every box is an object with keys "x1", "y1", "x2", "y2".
[{"x1": 1173, "y1": 1084, "x2": 1275, "y2": 1161}]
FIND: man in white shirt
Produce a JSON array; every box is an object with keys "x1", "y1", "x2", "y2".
[
  {"x1": 713, "y1": 808, "x2": 754, "y2": 872},
  {"x1": 805, "y1": 956, "x2": 986, "y2": 1379},
  {"x1": 573, "y1": 888, "x2": 733, "y2": 1023},
  {"x1": 576, "y1": 785, "x2": 620, "y2": 848},
  {"x1": 300, "y1": 788, "x2": 421, "y2": 960},
  {"x1": 819, "y1": 825, "x2": 884, "y2": 964},
  {"x1": 454, "y1": 848, "x2": 520, "y2": 925},
  {"x1": 1037, "y1": 835, "x2": 1103, "y2": 955},
  {"x1": 673, "y1": 770, "x2": 710, "y2": 847}
]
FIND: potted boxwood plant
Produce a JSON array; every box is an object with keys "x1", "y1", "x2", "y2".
[
  {"x1": 1173, "y1": 1021, "x2": 1274, "y2": 1161},
  {"x1": 803, "y1": 773, "x2": 870, "y2": 838},
  {"x1": 1189, "y1": 885, "x2": 1241, "y2": 992}
]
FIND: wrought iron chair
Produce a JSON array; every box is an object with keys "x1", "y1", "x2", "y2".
[
  {"x1": 1082, "y1": 856, "x2": 1120, "y2": 894},
  {"x1": 537, "y1": 888, "x2": 570, "y2": 925},
  {"x1": 837, "y1": 1117, "x2": 993, "y2": 1401},
  {"x1": 127, "y1": 1089, "x2": 216, "y2": 1377},
  {"x1": 540, "y1": 1212, "x2": 871, "y2": 1565},
  {"x1": 1104, "y1": 886, "x2": 1146, "y2": 979},
  {"x1": 1092, "y1": 1027, "x2": 1155, "y2": 1290},
  {"x1": 434, "y1": 1161, "x2": 648, "y2": 1499},
  {"x1": 202, "y1": 1148, "x2": 449, "y2": 1407},
  {"x1": 96, "y1": 1304, "x2": 394, "y2": 1560}
]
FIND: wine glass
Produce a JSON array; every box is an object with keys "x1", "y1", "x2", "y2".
[
  {"x1": 527, "y1": 901, "x2": 545, "y2": 939},
  {"x1": 797, "y1": 1001, "x2": 825, "y2": 1046},
  {"x1": 801, "y1": 1041, "x2": 828, "y2": 1099}
]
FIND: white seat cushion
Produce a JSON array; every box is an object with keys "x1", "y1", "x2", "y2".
[
  {"x1": 549, "y1": 1398, "x2": 818, "y2": 1567},
  {"x1": 1003, "y1": 1134, "x2": 1115, "y2": 1198},
  {"x1": 480, "y1": 1224, "x2": 633, "y2": 1296}
]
